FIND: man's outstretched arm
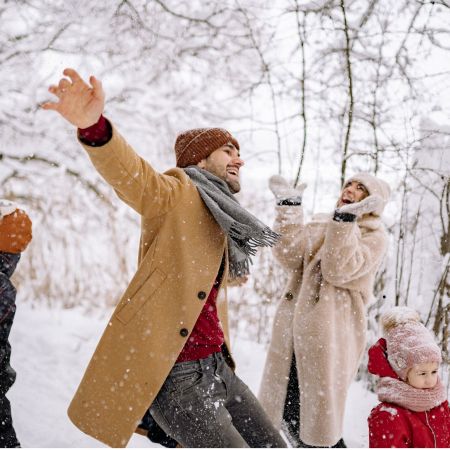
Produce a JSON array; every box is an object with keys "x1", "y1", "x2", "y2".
[
  {"x1": 42, "y1": 69, "x2": 186, "y2": 218},
  {"x1": 41, "y1": 68, "x2": 105, "y2": 129}
]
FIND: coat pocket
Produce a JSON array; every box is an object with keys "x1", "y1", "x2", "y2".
[{"x1": 115, "y1": 268, "x2": 166, "y2": 324}]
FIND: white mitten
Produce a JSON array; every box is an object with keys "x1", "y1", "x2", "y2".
[
  {"x1": 269, "y1": 175, "x2": 307, "y2": 206},
  {"x1": 0, "y1": 199, "x2": 18, "y2": 219},
  {"x1": 336, "y1": 195, "x2": 383, "y2": 218}
]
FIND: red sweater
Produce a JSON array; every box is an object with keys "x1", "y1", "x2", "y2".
[
  {"x1": 368, "y1": 339, "x2": 450, "y2": 448},
  {"x1": 175, "y1": 276, "x2": 224, "y2": 362},
  {"x1": 79, "y1": 117, "x2": 225, "y2": 363}
]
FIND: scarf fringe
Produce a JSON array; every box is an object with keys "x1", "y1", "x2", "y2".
[
  {"x1": 184, "y1": 166, "x2": 280, "y2": 279},
  {"x1": 229, "y1": 224, "x2": 280, "y2": 253},
  {"x1": 228, "y1": 259, "x2": 250, "y2": 279}
]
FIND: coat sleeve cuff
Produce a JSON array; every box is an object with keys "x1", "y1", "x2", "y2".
[
  {"x1": 277, "y1": 197, "x2": 302, "y2": 206},
  {"x1": 77, "y1": 115, "x2": 112, "y2": 147},
  {"x1": 333, "y1": 210, "x2": 356, "y2": 222}
]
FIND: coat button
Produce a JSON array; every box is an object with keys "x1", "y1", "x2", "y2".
[
  {"x1": 180, "y1": 328, "x2": 189, "y2": 337},
  {"x1": 197, "y1": 291, "x2": 207, "y2": 300},
  {"x1": 285, "y1": 291, "x2": 294, "y2": 301}
]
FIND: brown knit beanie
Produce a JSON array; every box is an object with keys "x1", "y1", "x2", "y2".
[
  {"x1": 175, "y1": 128, "x2": 240, "y2": 168},
  {"x1": 0, "y1": 209, "x2": 33, "y2": 254}
]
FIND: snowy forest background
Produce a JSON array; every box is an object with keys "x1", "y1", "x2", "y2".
[{"x1": 1, "y1": 0, "x2": 449, "y2": 446}]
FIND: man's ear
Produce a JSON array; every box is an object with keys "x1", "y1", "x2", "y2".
[{"x1": 197, "y1": 158, "x2": 206, "y2": 169}]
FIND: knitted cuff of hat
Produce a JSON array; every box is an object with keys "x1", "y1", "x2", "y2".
[{"x1": 377, "y1": 376, "x2": 447, "y2": 412}]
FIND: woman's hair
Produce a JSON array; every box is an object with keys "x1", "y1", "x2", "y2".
[{"x1": 381, "y1": 307, "x2": 421, "y2": 334}]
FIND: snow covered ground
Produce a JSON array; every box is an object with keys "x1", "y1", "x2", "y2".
[{"x1": 8, "y1": 302, "x2": 377, "y2": 448}]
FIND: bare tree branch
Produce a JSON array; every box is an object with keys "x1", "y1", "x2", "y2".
[
  {"x1": 0, "y1": 153, "x2": 112, "y2": 206},
  {"x1": 293, "y1": 0, "x2": 308, "y2": 186},
  {"x1": 339, "y1": 0, "x2": 354, "y2": 186}
]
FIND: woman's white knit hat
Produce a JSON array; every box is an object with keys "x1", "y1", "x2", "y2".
[{"x1": 345, "y1": 172, "x2": 391, "y2": 216}]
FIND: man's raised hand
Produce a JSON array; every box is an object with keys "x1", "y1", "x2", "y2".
[{"x1": 41, "y1": 68, "x2": 105, "y2": 129}]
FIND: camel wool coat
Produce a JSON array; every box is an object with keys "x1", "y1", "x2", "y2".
[
  {"x1": 259, "y1": 207, "x2": 387, "y2": 447},
  {"x1": 67, "y1": 124, "x2": 234, "y2": 447}
]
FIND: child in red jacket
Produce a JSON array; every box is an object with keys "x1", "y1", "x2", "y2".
[{"x1": 368, "y1": 307, "x2": 450, "y2": 447}]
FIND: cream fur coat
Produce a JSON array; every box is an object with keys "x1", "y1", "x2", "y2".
[{"x1": 259, "y1": 207, "x2": 387, "y2": 446}]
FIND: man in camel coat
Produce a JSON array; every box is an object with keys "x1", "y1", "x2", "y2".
[
  {"x1": 43, "y1": 69, "x2": 286, "y2": 448},
  {"x1": 258, "y1": 173, "x2": 390, "y2": 447}
]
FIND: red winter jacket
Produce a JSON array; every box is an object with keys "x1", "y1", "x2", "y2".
[{"x1": 368, "y1": 338, "x2": 450, "y2": 448}]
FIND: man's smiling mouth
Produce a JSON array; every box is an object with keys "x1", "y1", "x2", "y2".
[{"x1": 227, "y1": 167, "x2": 239, "y2": 176}]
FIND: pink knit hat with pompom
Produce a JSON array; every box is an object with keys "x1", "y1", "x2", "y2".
[{"x1": 382, "y1": 307, "x2": 442, "y2": 381}]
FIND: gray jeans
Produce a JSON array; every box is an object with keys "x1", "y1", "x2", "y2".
[{"x1": 150, "y1": 352, "x2": 287, "y2": 448}]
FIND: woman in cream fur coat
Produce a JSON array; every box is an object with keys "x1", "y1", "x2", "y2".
[{"x1": 259, "y1": 173, "x2": 390, "y2": 447}]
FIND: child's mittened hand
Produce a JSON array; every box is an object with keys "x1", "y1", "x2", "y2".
[{"x1": 0, "y1": 200, "x2": 18, "y2": 219}]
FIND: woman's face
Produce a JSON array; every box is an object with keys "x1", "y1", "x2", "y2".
[
  {"x1": 337, "y1": 180, "x2": 369, "y2": 207},
  {"x1": 407, "y1": 362, "x2": 439, "y2": 389}
]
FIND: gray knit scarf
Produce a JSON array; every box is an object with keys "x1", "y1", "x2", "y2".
[{"x1": 184, "y1": 166, "x2": 280, "y2": 278}]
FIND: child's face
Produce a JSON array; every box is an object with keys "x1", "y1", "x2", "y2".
[{"x1": 407, "y1": 362, "x2": 439, "y2": 389}]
